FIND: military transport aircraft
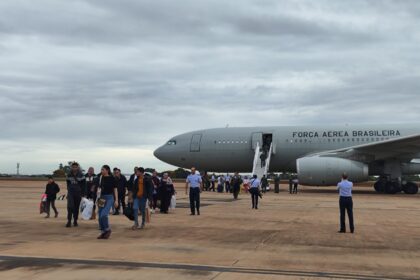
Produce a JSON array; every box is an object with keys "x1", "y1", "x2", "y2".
[{"x1": 154, "y1": 124, "x2": 420, "y2": 194}]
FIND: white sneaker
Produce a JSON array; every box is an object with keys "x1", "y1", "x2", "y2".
[{"x1": 150, "y1": 209, "x2": 155, "y2": 214}]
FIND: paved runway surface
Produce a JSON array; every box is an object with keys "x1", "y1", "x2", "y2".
[{"x1": 0, "y1": 180, "x2": 419, "y2": 279}]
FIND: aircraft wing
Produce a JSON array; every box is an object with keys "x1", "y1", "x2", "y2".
[{"x1": 311, "y1": 133, "x2": 420, "y2": 163}]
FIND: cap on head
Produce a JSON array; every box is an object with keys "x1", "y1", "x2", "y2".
[{"x1": 253, "y1": 174, "x2": 257, "y2": 179}]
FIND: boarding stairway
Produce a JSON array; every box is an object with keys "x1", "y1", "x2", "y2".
[{"x1": 252, "y1": 142, "x2": 273, "y2": 179}]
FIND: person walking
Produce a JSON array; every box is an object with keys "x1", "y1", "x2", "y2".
[
  {"x1": 85, "y1": 167, "x2": 98, "y2": 218},
  {"x1": 132, "y1": 167, "x2": 153, "y2": 230},
  {"x1": 243, "y1": 176, "x2": 250, "y2": 193},
  {"x1": 97, "y1": 165, "x2": 119, "y2": 239},
  {"x1": 44, "y1": 176, "x2": 60, "y2": 218},
  {"x1": 158, "y1": 173, "x2": 175, "y2": 214},
  {"x1": 225, "y1": 174, "x2": 231, "y2": 193},
  {"x1": 151, "y1": 171, "x2": 160, "y2": 213},
  {"x1": 185, "y1": 167, "x2": 203, "y2": 215},
  {"x1": 261, "y1": 175, "x2": 269, "y2": 193},
  {"x1": 231, "y1": 172, "x2": 242, "y2": 200},
  {"x1": 65, "y1": 162, "x2": 86, "y2": 228},
  {"x1": 127, "y1": 167, "x2": 138, "y2": 193},
  {"x1": 274, "y1": 174, "x2": 280, "y2": 193},
  {"x1": 260, "y1": 152, "x2": 267, "y2": 168},
  {"x1": 217, "y1": 175, "x2": 224, "y2": 193},
  {"x1": 337, "y1": 173, "x2": 355, "y2": 233},
  {"x1": 210, "y1": 174, "x2": 216, "y2": 192},
  {"x1": 293, "y1": 176, "x2": 299, "y2": 194},
  {"x1": 249, "y1": 175, "x2": 261, "y2": 209},
  {"x1": 113, "y1": 168, "x2": 127, "y2": 215}
]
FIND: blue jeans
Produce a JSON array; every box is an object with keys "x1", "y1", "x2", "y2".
[
  {"x1": 133, "y1": 197, "x2": 147, "y2": 226},
  {"x1": 98, "y1": 195, "x2": 114, "y2": 233}
]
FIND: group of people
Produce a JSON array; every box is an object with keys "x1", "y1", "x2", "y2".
[
  {"x1": 43, "y1": 163, "x2": 355, "y2": 239},
  {"x1": 43, "y1": 162, "x2": 176, "y2": 239}
]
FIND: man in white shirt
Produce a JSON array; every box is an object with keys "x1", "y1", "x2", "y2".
[{"x1": 337, "y1": 173, "x2": 354, "y2": 233}]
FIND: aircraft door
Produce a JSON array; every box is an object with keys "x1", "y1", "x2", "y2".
[
  {"x1": 251, "y1": 132, "x2": 263, "y2": 150},
  {"x1": 190, "y1": 134, "x2": 202, "y2": 152}
]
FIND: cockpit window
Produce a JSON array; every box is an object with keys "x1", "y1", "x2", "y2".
[{"x1": 167, "y1": 140, "x2": 177, "y2": 145}]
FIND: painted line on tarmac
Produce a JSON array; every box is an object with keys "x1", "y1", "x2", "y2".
[{"x1": 0, "y1": 255, "x2": 415, "y2": 280}]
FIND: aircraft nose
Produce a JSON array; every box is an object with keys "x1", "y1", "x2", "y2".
[{"x1": 153, "y1": 146, "x2": 163, "y2": 160}]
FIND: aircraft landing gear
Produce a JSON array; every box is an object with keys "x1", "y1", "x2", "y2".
[
  {"x1": 385, "y1": 181, "x2": 402, "y2": 194},
  {"x1": 374, "y1": 177, "x2": 402, "y2": 194},
  {"x1": 374, "y1": 178, "x2": 386, "y2": 193},
  {"x1": 374, "y1": 177, "x2": 418, "y2": 194},
  {"x1": 402, "y1": 182, "x2": 419, "y2": 195}
]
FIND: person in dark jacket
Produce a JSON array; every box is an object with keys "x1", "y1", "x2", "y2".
[
  {"x1": 158, "y1": 173, "x2": 175, "y2": 214},
  {"x1": 113, "y1": 168, "x2": 127, "y2": 215},
  {"x1": 66, "y1": 162, "x2": 86, "y2": 228},
  {"x1": 261, "y1": 175, "x2": 269, "y2": 193},
  {"x1": 44, "y1": 176, "x2": 60, "y2": 218},
  {"x1": 85, "y1": 167, "x2": 98, "y2": 216},
  {"x1": 151, "y1": 171, "x2": 160, "y2": 213},
  {"x1": 231, "y1": 172, "x2": 243, "y2": 200},
  {"x1": 127, "y1": 167, "x2": 138, "y2": 193},
  {"x1": 132, "y1": 167, "x2": 153, "y2": 230}
]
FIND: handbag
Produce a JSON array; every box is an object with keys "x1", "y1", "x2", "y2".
[
  {"x1": 98, "y1": 198, "x2": 106, "y2": 208},
  {"x1": 97, "y1": 175, "x2": 106, "y2": 208},
  {"x1": 123, "y1": 203, "x2": 135, "y2": 221}
]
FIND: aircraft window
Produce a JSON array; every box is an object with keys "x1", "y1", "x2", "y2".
[
  {"x1": 222, "y1": 141, "x2": 226, "y2": 144},
  {"x1": 236, "y1": 141, "x2": 239, "y2": 144},
  {"x1": 352, "y1": 138, "x2": 355, "y2": 141},
  {"x1": 304, "y1": 139, "x2": 307, "y2": 143},
  {"x1": 328, "y1": 139, "x2": 331, "y2": 142},
  {"x1": 356, "y1": 138, "x2": 359, "y2": 141},
  {"x1": 167, "y1": 140, "x2": 177, "y2": 145},
  {"x1": 299, "y1": 139, "x2": 302, "y2": 143},
  {"x1": 333, "y1": 139, "x2": 336, "y2": 142},
  {"x1": 245, "y1": 141, "x2": 248, "y2": 144},
  {"x1": 337, "y1": 139, "x2": 341, "y2": 142}
]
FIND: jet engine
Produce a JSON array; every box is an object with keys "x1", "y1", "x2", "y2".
[{"x1": 297, "y1": 156, "x2": 369, "y2": 186}]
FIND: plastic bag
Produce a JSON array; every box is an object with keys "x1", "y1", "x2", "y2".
[
  {"x1": 40, "y1": 194, "x2": 48, "y2": 214},
  {"x1": 81, "y1": 198, "x2": 94, "y2": 220},
  {"x1": 170, "y1": 195, "x2": 176, "y2": 209}
]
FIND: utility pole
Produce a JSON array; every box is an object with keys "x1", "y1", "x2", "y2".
[{"x1": 16, "y1": 163, "x2": 20, "y2": 176}]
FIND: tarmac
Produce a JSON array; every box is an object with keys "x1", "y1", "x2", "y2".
[{"x1": 0, "y1": 180, "x2": 420, "y2": 279}]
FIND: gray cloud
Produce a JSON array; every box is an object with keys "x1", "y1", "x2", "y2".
[{"x1": 0, "y1": 0, "x2": 419, "y2": 174}]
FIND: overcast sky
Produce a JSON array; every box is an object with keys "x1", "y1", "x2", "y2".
[{"x1": 0, "y1": 0, "x2": 419, "y2": 174}]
